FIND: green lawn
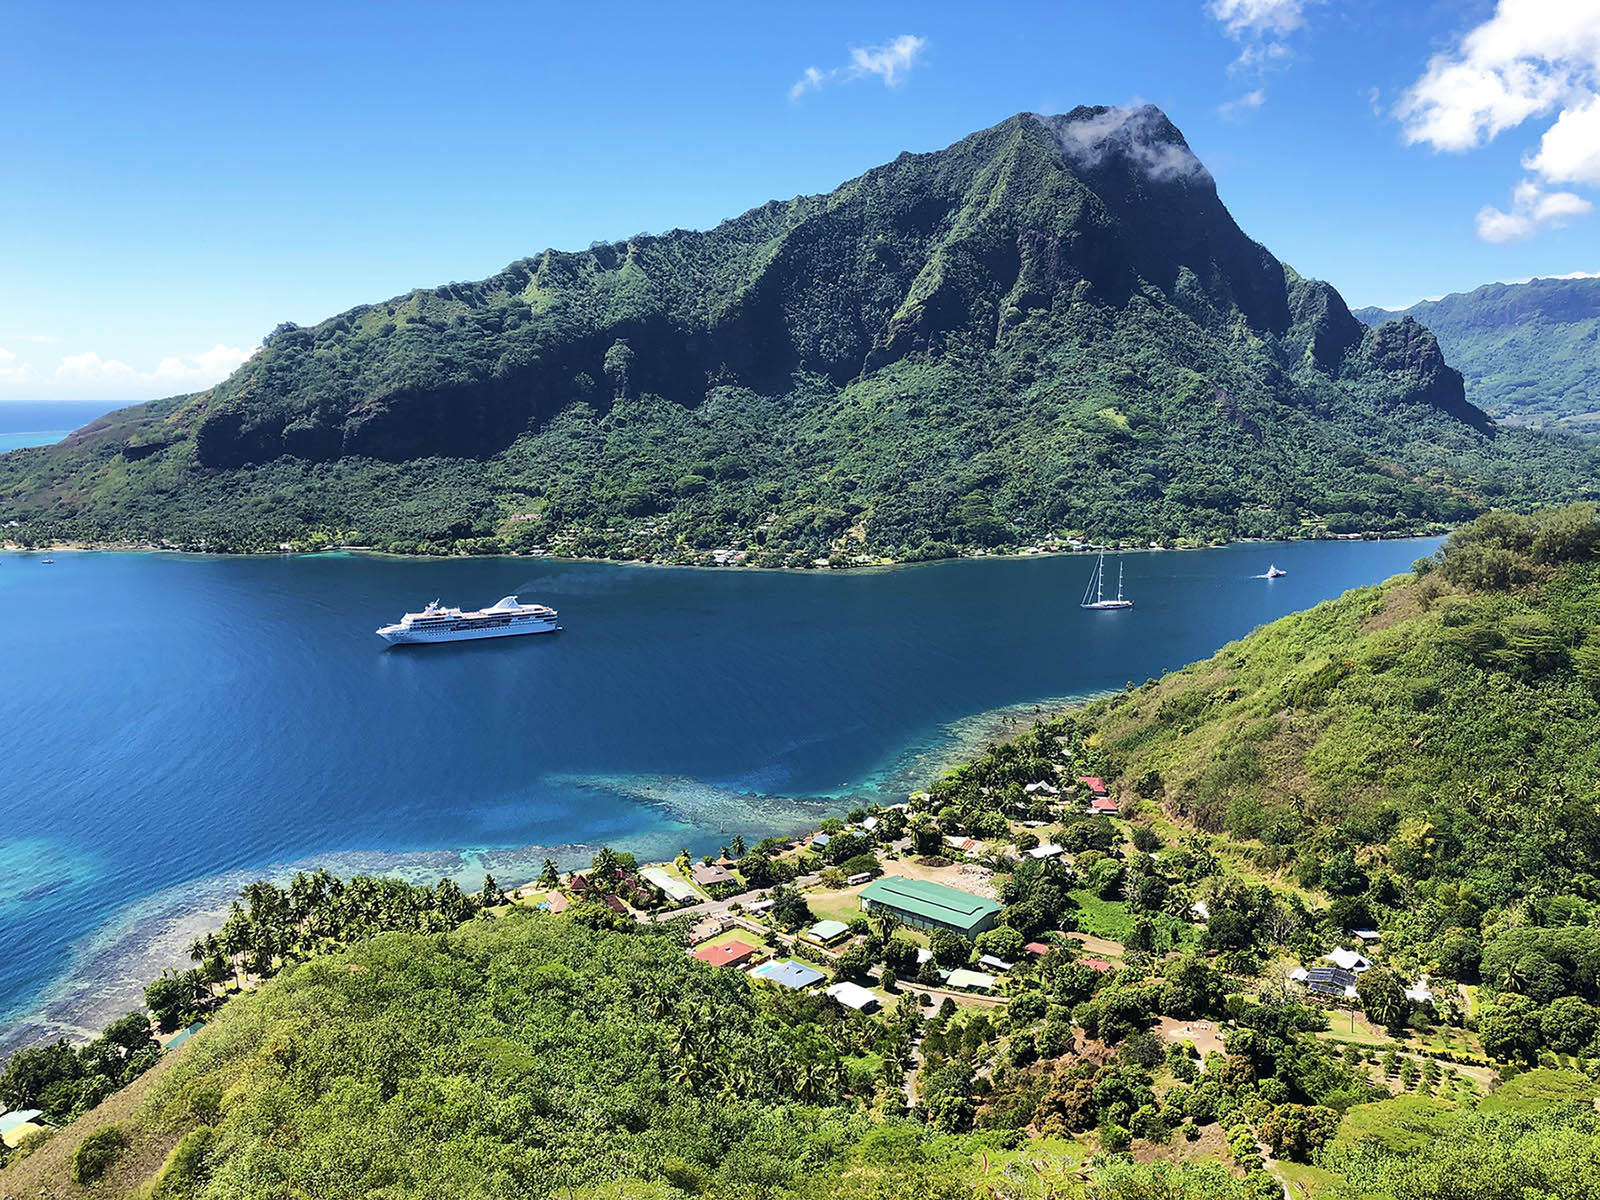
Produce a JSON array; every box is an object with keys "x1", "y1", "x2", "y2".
[
  {"x1": 1067, "y1": 889, "x2": 1135, "y2": 942},
  {"x1": 1275, "y1": 1158, "x2": 1342, "y2": 1199},
  {"x1": 805, "y1": 890, "x2": 867, "y2": 925}
]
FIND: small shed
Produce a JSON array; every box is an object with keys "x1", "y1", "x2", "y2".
[
  {"x1": 805, "y1": 919, "x2": 852, "y2": 946},
  {"x1": 945, "y1": 968, "x2": 997, "y2": 992},
  {"x1": 0, "y1": 1109, "x2": 45, "y2": 1150}
]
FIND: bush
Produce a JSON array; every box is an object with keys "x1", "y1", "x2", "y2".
[{"x1": 72, "y1": 1123, "x2": 129, "y2": 1184}]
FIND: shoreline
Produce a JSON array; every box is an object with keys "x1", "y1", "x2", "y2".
[
  {"x1": 0, "y1": 529, "x2": 1446, "y2": 571},
  {"x1": 0, "y1": 689, "x2": 1098, "y2": 1058}
]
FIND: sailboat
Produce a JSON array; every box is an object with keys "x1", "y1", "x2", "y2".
[
  {"x1": 1263, "y1": 564, "x2": 1287, "y2": 579},
  {"x1": 1081, "y1": 552, "x2": 1133, "y2": 610}
]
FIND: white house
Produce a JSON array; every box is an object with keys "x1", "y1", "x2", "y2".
[
  {"x1": 825, "y1": 981, "x2": 879, "y2": 1011},
  {"x1": 1323, "y1": 947, "x2": 1372, "y2": 974}
]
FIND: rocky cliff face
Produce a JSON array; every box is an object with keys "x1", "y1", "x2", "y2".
[
  {"x1": 1355, "y1": 276, "x2": 1600, "y2": 425},
  {"x1": 161, "y1": 106, "x2": 1482, "y2": 471}
]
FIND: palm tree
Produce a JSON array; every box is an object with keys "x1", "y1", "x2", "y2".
[{"x1": 794, "y1": 1061, "x2": 824, "y2": 1104}]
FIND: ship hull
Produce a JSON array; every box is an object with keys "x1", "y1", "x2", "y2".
[{"x1": 377, "y1": 619, "x2": 560, "y2": 645}]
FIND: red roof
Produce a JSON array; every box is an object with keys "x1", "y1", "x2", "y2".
[
  {"x1": 1025, "y1": 941, "x2": 1052, "y2": 956},
  {"x1": 692, "y1": 939, "x2": 757, "y2": 968},
  {"x1": 1080, "y1": 957, "x2": 1114, "y2": 972},
  {"x1": 1090, "y1": 796, "x2": 1119, "y2": 812},
  {"x1": 1077, "y1": 777, "x2": 1109, "y2": 795},
  {"x1": 604, "y1": 894, "x2": 630, "y2": 915}
]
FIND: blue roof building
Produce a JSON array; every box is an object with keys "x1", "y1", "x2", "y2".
[{"x1": 749, "y1": 960, "x2": 825, "y2": 989}]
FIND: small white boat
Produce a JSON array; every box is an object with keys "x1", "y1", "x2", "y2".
[
  {"x1": 1260, "y1": 564, "x2": 1286, "y2": 579},
  {"x1": 1081, "y1": 552, "x2": 1133, "y2": 610},
  {"x1": 40, "y1": 557, "x2": 54, "y2": 564}
]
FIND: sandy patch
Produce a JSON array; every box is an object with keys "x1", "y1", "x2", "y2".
[
  {"x1": 1065, "y1": 932, "x2": 1125, "y2": 958},
  {"x1": 1156, "y1": 1015, "x2": 1225, "y2": 1058}
]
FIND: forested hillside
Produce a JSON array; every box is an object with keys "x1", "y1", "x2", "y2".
[
  {"x1": 4, "y1": 107, "x2": 1595, "y2": 561},
  {"x1": 1078, "y1": 504, "x2": 1600, "y2": 1039},
  {"x1": 1354, "y1": 276, "x2": 1600, "y2": 429}
]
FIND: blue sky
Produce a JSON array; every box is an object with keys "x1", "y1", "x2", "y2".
[{"x1": 3, "y1": 0, "x2": 1597, "y2": 406}]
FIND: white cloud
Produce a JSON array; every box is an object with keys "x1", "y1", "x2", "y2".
[
  {"x1": 0, "y1": 342, "x2": 254, "y2": 400},
  {"x1": 0, "y1": 347, "x2": 39, "y2": 382},
  {"x1": 1040, "y1": 105, "x2": 1212, "y2": 184},
  {"x1": 1475, "y1": 178, "x2": 1594, "y2": 243},
  {"x1": 1526, "y1": 92, "x2": 1600, "y2": 186},
  {"x1": 1219, "y1": 88, "x2": 1268, "y2": 120},
  {"x1": 1206, "y1": 0, "x2": 1314, "y2": 112},
  {"x1": 1398, "y1": 0, "x2": 1600, "y2": 239},
  {"x1": 1210, "y1": 0, "x2": 1306, "y2": 40},
  {"x1": 789, "y1": 34, "x2": 926, "y2": 101}
]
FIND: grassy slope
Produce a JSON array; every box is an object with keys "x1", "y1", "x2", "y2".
[{"x1": 1083, "y1": 550, "x2": 1600, "y2": 911}]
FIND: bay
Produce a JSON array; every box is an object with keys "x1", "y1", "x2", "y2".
[{"x1": 0, "y1": 537, "x2": 1437, "y2": 1050}]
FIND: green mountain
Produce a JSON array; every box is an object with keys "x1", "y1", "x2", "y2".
[
  {"x1": 1354, "y1": 276, "x2": 1600, "y2": 429},
  {"x1": 4, "y1": 108, "x2": 1596, "y2": 560}
]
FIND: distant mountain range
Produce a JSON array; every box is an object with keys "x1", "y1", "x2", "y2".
[
  {"x1": 1354, "y1": 275, "x2": 1600, "y2": 429},
  {"x1": 2, "y1": 107, "x2": 1594, "y2": 561}
]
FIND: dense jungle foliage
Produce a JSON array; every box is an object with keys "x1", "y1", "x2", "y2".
[
  {"x1": 1071, "y1": 504, "x2": 1600, "y2": 1054},
  {"x1": 5, "y1": 108, "x2": 1597, "y2": 561},
  {"x1": 1355, "y1": 276, "x2": 1600, "y2": 429}
]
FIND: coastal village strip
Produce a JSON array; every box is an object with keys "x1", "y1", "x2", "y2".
[{"x1": 0, "y1": 721, "x2": 1483, "y2": 1167}]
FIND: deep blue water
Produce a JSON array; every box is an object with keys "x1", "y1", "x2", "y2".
[
  {"x1": 0, "y1": 538, "x2": 1438, "y2": 1048},
  {"x1": 0, "y1": 400, "x2": 111, "y2": 452}
]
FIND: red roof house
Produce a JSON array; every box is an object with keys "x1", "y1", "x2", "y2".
[
  {"x1": 1025, "y1": 941, "x2": 1052, "y2": 956},
  {"x1": 1080, "y1": 957, "x2": 1114, "y2": 973},
  {"x1": 692, "y1": 939, "x2": 758, "y2": 969},
  {"x1": 1077, "y1": 776, "x2": 1109, "y2": 797},
  {"x1": 1090, "y1": 796, "x2": 1120, "y2": 814}
]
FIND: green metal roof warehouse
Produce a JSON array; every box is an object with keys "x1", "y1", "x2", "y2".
[{"x1": 859, "y1": 875, "x2": 1002, "y2": 937}]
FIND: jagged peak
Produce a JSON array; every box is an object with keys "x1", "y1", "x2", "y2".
[{"x1": 1029, "y1": 104, "x2": 1212, "y2": 187}]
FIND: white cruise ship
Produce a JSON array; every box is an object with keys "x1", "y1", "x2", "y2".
[{"x1": 376, "y1": 595, "x2": 559, "y2": 645}]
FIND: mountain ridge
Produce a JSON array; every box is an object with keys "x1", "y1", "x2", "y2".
[
  {"x1": 1353, "y1": 275, "x2": 1600, "y2": 429},
  {"x1": 2, "y1": 107, "x2": 1594, "y2": 560}
]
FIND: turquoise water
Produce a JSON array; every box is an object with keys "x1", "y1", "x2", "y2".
[
  {"x1": 0, "y1": 430, "x2": 69, "y2": 452},
  {"x1": 0, "y1": 538, "x2": 1438, "y2": 1050}
]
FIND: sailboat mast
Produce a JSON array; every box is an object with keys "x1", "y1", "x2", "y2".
[
  {"x1": 1097, "y1": 553, "x2": 1105, "y2": 603},
  {"x1": 1117, "y1": 559, "x2": 1124, "y2": 601}
]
